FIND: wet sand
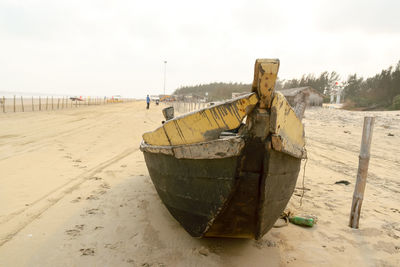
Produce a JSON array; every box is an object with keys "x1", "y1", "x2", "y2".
[{"x1": 0, "y1": 102, "x2": 399, "y2": 266}]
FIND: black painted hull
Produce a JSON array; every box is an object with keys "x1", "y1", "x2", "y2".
[{"x1": 142, "y1": 140, "x2": 301, "y2": 239}]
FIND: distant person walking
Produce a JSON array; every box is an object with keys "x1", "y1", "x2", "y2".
[{"x1": 146, "y1": 95, "x2": 150, "y2": 109}]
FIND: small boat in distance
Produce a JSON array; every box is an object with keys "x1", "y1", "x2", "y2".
[{"x1": 140, "y1": 59, "x2": 306, "y2": 239}]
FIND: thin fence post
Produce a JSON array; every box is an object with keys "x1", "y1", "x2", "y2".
[
  {"x1": 13, "y1": 95, "x2": 16, "y2": 112},
  {"x1": 349, "y1": 117, "x2": 375, "y2": 229},
  {"x1": 2, "y1": 96, "x2": 5, "y2": 113},
  {"x1": 46, "y1": 97, "x2": 48, "y2": 110},
  {"x1": 39, "y1": 96, "x2": 41, "y2": 111},
  {"x1": 52, "y1": 97, "x2": 54, "y2": 110},
  {"x1": 32, "y1": 97, "x2": 34, "y2": 111},
  {"x1": 21, "y1": 96, "x2": 24, "y2": 112}
]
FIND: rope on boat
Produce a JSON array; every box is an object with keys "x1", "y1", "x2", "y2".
[
  {"x1": 273, "y1": 148, "x2": 309, "y2": 228},
  {"x1": 299, "y1": 147, "x2": 308, "y2": 207}
]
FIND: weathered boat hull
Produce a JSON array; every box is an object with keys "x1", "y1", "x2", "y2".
[
  {"x1": 143, "y1": 152, "x2": 240, "y2": 237},
  {"x1": 142, "y1": 140, "x2": 301, "y2": 239}
]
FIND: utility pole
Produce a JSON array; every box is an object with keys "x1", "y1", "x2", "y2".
[{"x1": 163, "y1": 60, "x2": 167, "y2": 96}]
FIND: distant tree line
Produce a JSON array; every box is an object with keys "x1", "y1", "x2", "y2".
[
  {"x1": 344, "y1": 61, "x2": 400, "y2": 109},
  {"x1": 173, "y1": 82, "x2": 252, "y2": 101},
  {"x1": 173, "y1": 60, "x2": 400, "y2": 110}
]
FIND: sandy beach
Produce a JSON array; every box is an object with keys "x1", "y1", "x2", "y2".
[{"x1": 0, "y1": 102, "x2": 399, "y2": 266}]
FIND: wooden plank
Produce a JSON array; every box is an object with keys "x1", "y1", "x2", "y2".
[
  {"x1": 256, "y1": 147, "x2": 301, "y2": 239},
  {"x1": 143, "y1": 93, "x2": 259, "y2": 146},
  {"x1": 270, "y1": 92, "x2": 305, "y2": 158},
  {"x1": 140, "y1": 137, "x2": 245, "y2": 159},
  {"x1": 143, "y1": 152, "x2": 239, "y2": 238},
  {"x1": 252, "y1": 59, "x2": 280, "y2": 109}
]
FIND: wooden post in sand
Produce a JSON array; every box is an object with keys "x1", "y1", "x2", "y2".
[
  {"x1": 2, "y1": 96, "x2": 5, "y2": 113},
  {"x1": 13, "y1": 95, "x2": 16, "y2": 112},
  {"x1": 21, "y1": 96, "x2": 24, "y2": 112},
  {"x1": 32, "y1": 97, "x2": 34, "y2": 111},
  {"x1": 349, "y1": 117, "x2": 375, "y2": 229},
  {"x1": 39, "y1": 96, "x2": 41, "y2": 111}
]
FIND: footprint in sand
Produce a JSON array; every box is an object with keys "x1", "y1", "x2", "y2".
[
  {"x1": 86, "y1": 195, "x2": 99, "y2": 200},
  {"x1": 80, "y1": 248, "x2": 95, "y2": 256},
  {"x1": 390, "y1": 208, "x2": 400, "y2": 214},
  {"x1": 65, "y1": 224, "x2": 85, "y2": 237},
  {"x1": 333, "y1": 246, "x2": 345, "y2": 252},
  {"x1": 88, "y1": 176, "x2": 102, "y2": 180},
  {"x1": 85, "y1": 208, "x2": 100, "y2": 215},
  {"x1": 91, "y1": 189, "x2": 107, "y2": 195},
  {"x1": 104, "y1": 241, "x2": 123, "y2": 250},
  {"x1": 65, "y1": 229, "x2": 80, "y2": 237},
  {"x1": 71, "y1": 197, "x2": 82, "y2": 203},
  {"x1": 100, "y1": 183, "x2": 110, "y2": 189},
  {"x1": 75, "y1": 224, "x2": 85, "y2": 230}
]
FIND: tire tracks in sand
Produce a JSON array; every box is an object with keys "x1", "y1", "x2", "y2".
[{"x1": 0, "y1": 146, "x2": 139, "y2": 247}]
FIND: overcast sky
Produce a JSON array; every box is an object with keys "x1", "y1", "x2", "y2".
[{"x1": 1, "y1": 0, "x2": 399, "y2": 98}]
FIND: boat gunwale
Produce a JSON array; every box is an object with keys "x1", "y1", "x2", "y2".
[{"x1": 140, "y1": 136, "x2": 245, "y2": 159}]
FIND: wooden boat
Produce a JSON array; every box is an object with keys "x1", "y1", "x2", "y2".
[{"x1": 140, "y1": 59, "x2": 306, "y2": 239}]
